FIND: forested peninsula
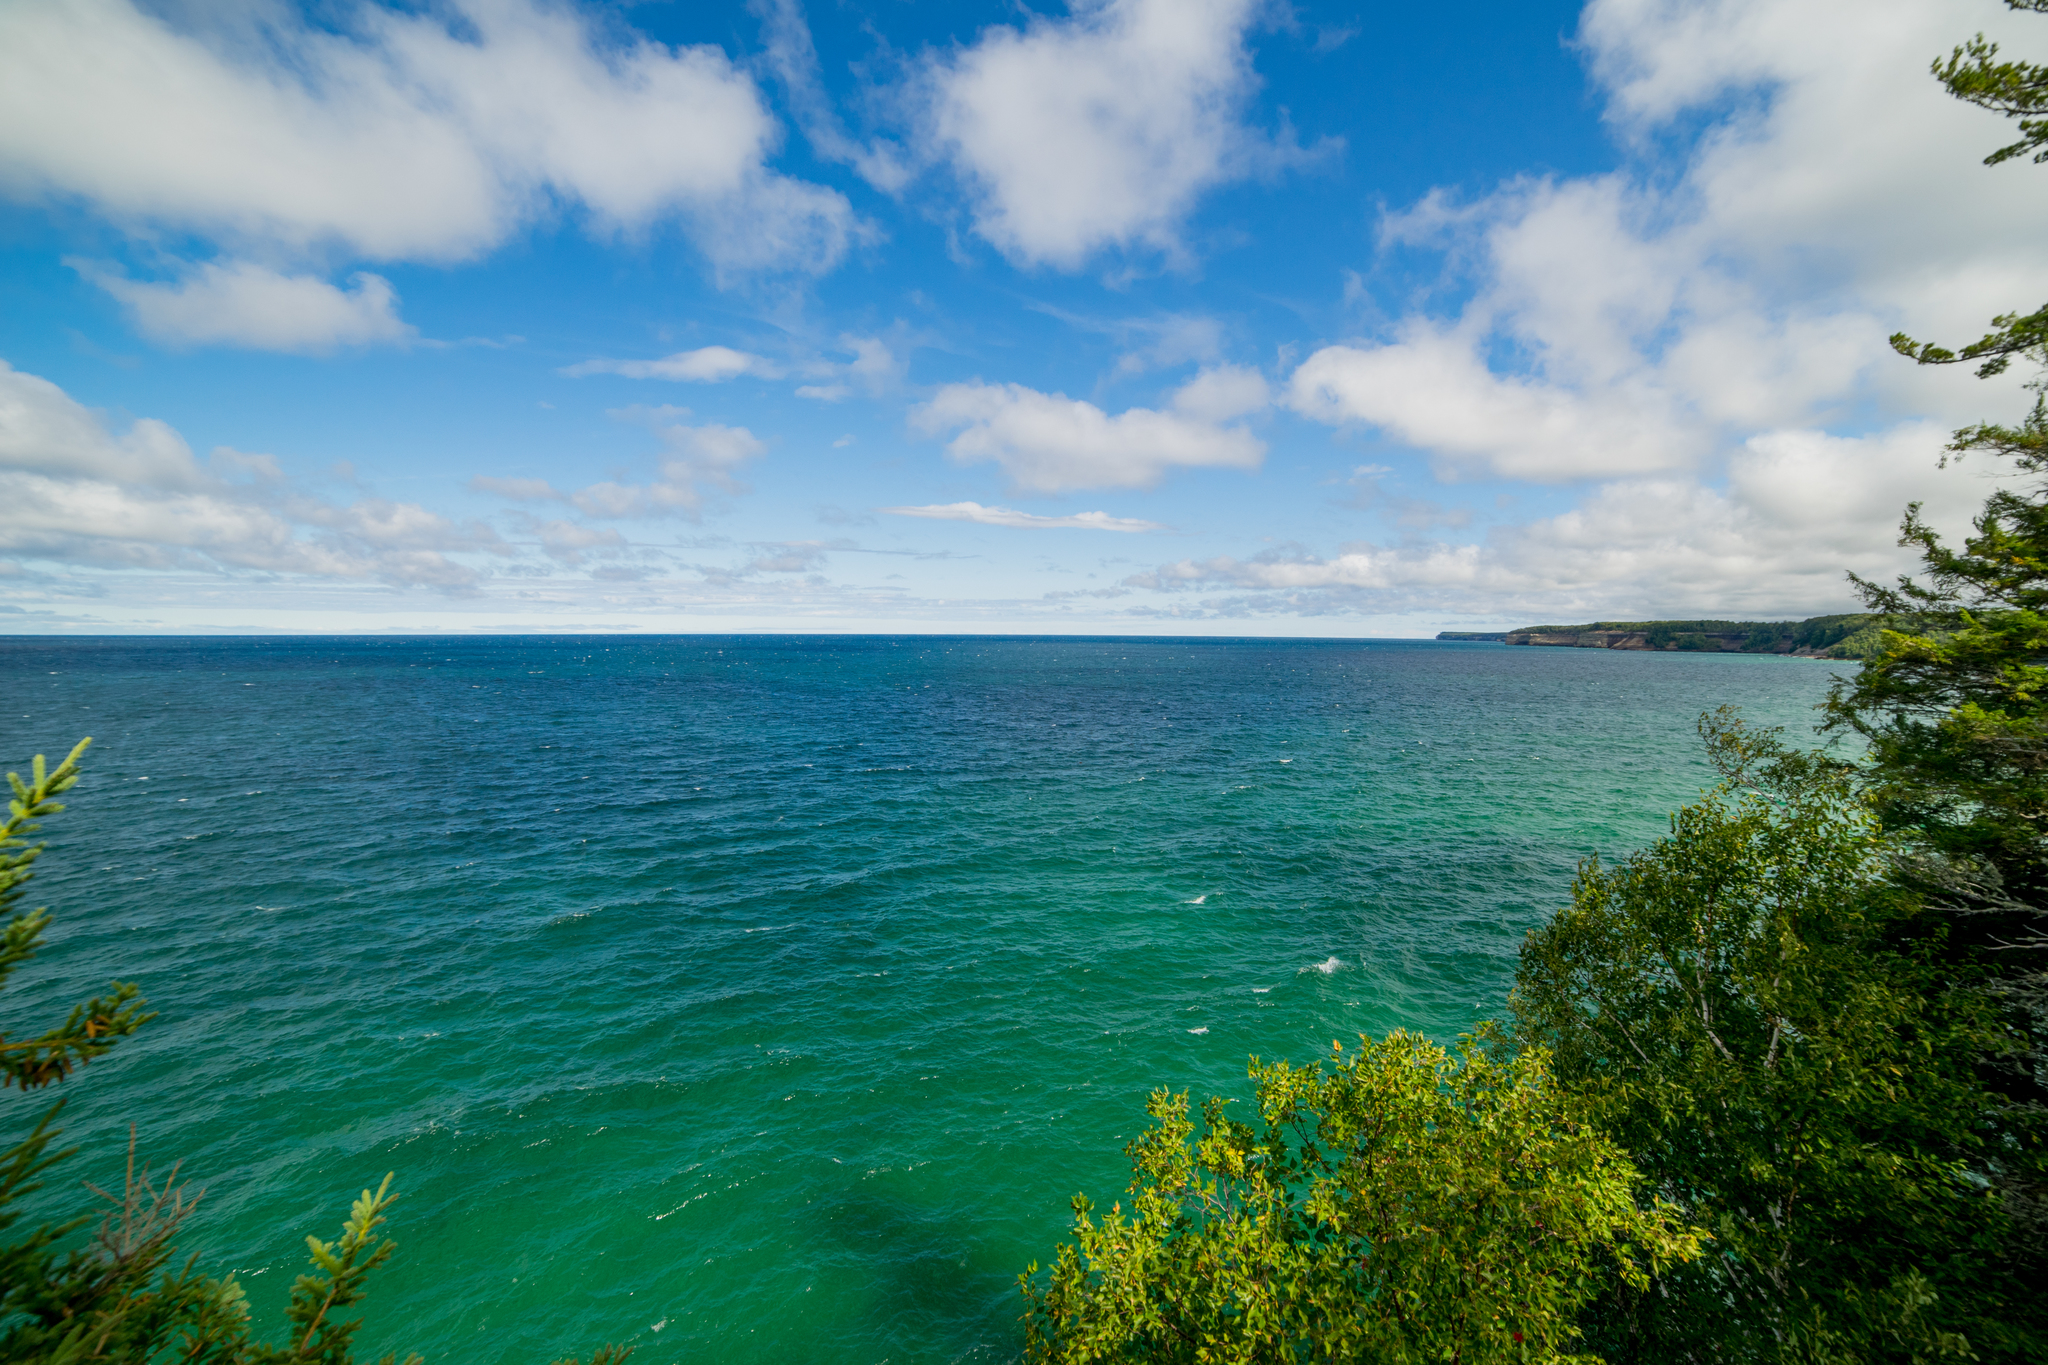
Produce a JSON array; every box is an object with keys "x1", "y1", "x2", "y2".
[{"x1": 1437, "y1": 612, "x2": 1905, "y2": 656}]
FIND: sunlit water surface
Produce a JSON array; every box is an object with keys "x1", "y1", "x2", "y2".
[{"x1": 0, "y1": 636, "x2": 1846, "y2": 1363}]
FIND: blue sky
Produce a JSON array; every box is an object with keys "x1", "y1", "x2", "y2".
[{"x1": 3, "y1": 0, "x2": 2046, "y2": 634}]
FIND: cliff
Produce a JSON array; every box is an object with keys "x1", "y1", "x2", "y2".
[{"x1": 1483, "y1": 614, "x2": 1906, "y2": 658}]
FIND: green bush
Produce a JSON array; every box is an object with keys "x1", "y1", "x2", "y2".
[{"x1": 1019, "y1": 1032, "x2": 1699, "y2": 1363}]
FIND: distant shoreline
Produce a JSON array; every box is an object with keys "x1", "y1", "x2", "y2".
[{"x1": 1437, "y1": 613, "x2": 1904, "y2": 659}]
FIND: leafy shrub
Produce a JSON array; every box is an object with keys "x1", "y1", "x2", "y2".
[{"x1": 1020, "y1": 1032, "x2": 1699, "y2": 1364}]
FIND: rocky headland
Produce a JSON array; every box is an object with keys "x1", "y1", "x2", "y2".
[{"x1": 1437, "y1": 614, "x2": 1908, "y2": 659}]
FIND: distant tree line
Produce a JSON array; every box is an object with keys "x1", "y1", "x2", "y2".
[{"x1": 1500, "y1": 614, "x2": 1912, "y2": 657}]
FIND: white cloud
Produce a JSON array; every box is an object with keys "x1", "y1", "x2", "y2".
[
  {"x1": 1171, "y1": 363, "x2": 1270, "y2": 423},
  {"x1": 565, "y1": 409, "x2": 767, "y2": 519},
  {"x1": 912, "y1": 373, "x2": 1265, "y2": 492},
  {"x1": 1241, "y1": 0, "x2": 2048, "y2": 621},
  {"x1": 1124, "y1": 421, "x2": 1994, "y2": 619},
  {"x1": 563, "y1": 346, "x2": 783, "y2": 381},
  {"x1": 0, "y1": 359, "x2": 493, "y2": 587},
  {"x1": 0, "y1": 0, "x2": 854, "y2": 276},
  {"x1": 793, "y1": 334, "x2": 905, "y2": 401},
  {"x1": 468, "y1": 409, "x2": 766, "y2": 523},
  {"x1": 532, "y1": 519, "x2": 626, "y2": 564},
  {"x1": 1288, "y1": 322, "x2": 1703, "y2": 481},
  {"x1": 71, "y1": 259, "x2": 414, "y2": 352},
  {"x1": 1284, "y1": 0, "x2": 2048, "y2": 490},
  {"x1": 747, "y1": 0, "x2": 912, "y2": 190},
  {"x1": 564, "y1": 333, "x2": 900, "y2": 399},
  {"x1": 1111, "y1": 313, "x2": 1225, "y2": 377},
  {"x1": 883, "y1": 501, "x2": 1164, "y2": 532},
  {"x1": 1302, "y1": 0, "x2": 2048, "y2": 470},
  {"x1": 745, "y1": 541, "x2": 833, "y2": 573},
  {"x1": 837, "y1": 335, "x2": 904, "y2": 391},
  {"x1": 470, "y1": 475, "x2": 560, "y2": 501},
  {"x1": 921, "y1": 0, "x2": 1319, "y2": 268}
]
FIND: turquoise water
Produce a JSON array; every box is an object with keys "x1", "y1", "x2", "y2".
[{"x1": 2, "y1": 636, "x2": 1845, "y2": 1363}]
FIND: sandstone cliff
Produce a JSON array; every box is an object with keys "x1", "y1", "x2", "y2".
[{"x1": 1475, "y1": 613, "x2": 1907, "y2": 658}]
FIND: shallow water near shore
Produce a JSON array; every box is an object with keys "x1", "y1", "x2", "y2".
[{"x1": 1, "y1": 635, "x2": 1845, "y2": 1363}]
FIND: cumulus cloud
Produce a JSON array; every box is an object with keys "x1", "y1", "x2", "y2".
[
  {"x1": 1170, "y1": 362, "x2": 1270, "y2": 423},
  {"x1": 913, "y1": 366, "x2": 1267, "y2": 492},
  {"x1": 0, "y1": 0, "x2": 854, "y2": 278},
  {"x1": 921, "y1": 0, "x2": 1322, "y2": 268},
  {"x1": 1293, "y1": 0, "x2": 2048, "y2": 491},
  {"x1": 1287, "y1": 321, "x2": 1703, "y2": 481},
  {"x1": 1125, "y1": 421, "x2": 1995, "y2": 619},
  {"x1": 882, "y1": 501, "x2": 1164, "y2": 532},
  {"x1": 1208, "y1": 0, "x2": 2048, "y2": 623},
  {"x1": 0, "y1": 359, "x2": 494, "y2": 588},
  {"x1": 563, "y1": 345, "x2": 784, "y2": 381},
  {"x1": 70, "y1": 258, "x2": 414, "y2": 352}
]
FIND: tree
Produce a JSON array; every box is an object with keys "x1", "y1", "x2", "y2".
[
  {"x1": 1891, "y1": 0, "x2": 2048, "y2": 375},
  {"x1": 1828, "y1": 0, "x2": 2048, "y2": 1282},
  {"x1": 1511, "y1": 713, "x2": 2033, "y2": 1363},
  {"x1": 1020, "y1": 1031, "x2": 1700, "y2": 1364},
  {"x1": 0, "y1": 741, "x2": 627, "y2": 1364}
]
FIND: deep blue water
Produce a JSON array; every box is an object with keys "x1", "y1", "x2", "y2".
[{"x1": 0, "y1": 636, "x2": 1846, "y2": 1363}]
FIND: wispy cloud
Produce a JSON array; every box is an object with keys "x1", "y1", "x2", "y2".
[
  {"x1": 563, "y1": 346, "x2": 783, "y2": 381},
  {"x1": 883, "y1": 502, "x2": 1163, "y2": 532},
  {"x1": 470, "y1": 407, "x2": 766, "y2": 521}
]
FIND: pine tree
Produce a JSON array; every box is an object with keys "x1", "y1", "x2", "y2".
[{"x1": 1825, "y1": 0, "x2": 2048, "y2": 1278}]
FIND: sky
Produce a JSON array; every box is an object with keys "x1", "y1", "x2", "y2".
[{"x1": 3, "y1": 0, "x2": 2047, "y2": 636}]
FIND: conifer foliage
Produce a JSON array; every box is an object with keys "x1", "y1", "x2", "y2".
[
  {"x1": 1830, "y1": 0, "x2": 2048, "y2": 1287},
  {"x1": 1513, "y1": 714, "x2": 2030, "y2": 1363},
  {"x1": 0, "y1": 741, "x2": 626, "y2": 1364}
]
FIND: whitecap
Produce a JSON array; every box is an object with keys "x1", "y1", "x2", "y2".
[
  {"x1": 1187, "y1": 1026, "x2": 1208, "y2": 1035},
  {"x1": 1187, "y1": 894, "x2": 1207, "y2": 905},
  {"x1": 1299, "y1": 956, "x2": 1344, "y2": 975},
  {"x1": 1251, "y1": 987, "x2": 1271, "y2": 994}
]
